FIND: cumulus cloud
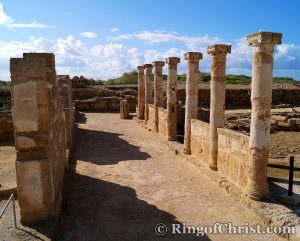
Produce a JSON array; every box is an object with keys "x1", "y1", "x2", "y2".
[
  {"x1": 227, "y1": 38, "x2": 252, "y2": 69},
  {"x1": 275, "y1": 44, "x2": 300, "y2": 69},
  {"x1": 80, "y1": 31, "x2": 98, "y2": 39},
  {"x1": 0, "y1": 3, "x2": 13, "y2": 25},
  {"x1": 110, "y1": 28, "x2": 120, "y2": 32},
  {"x1": 0, "y1": 2, "x2": 53, "y2": 29},
  {"x1": 1, "y1": 31, "x2": 300, "y2": 79},
  {"x1": 108, "y1": 30, "x2": 221, "y2": 50}
]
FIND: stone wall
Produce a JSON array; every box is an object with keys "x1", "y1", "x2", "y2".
[
  {"x1": 10, "y1": 53, "x2": 67, "y2": 224},
  {"x1": 57, "y1": 75, "x2": 74, "y2": 161},
  {"x1": 189, "y1": 119, "x2": 249, "y2": 188},
  {"x1": 217, "y1": 128, "x2": 249, "y2": 188},
  {"x1": 157, "y1": 107, "x2": 168, "y2": 138},
  {"x1": 0, "y1": 112, "x2": 13, "y2": 141},
  {"x1": 72, "y1": 87, "x2": 137, "y2": 100},
  {"x1": 147, "y1": 104, "x2": 156, "y2": 130},
  {"x1": 75, "y1": 96, "x2": 137, "y2": 112},
  {"x1": 176, "y1": 87, "x2": 300, "y2": 109},
  {"x1": 190, "y1": 119, "x2": 210, "y2": 163}
]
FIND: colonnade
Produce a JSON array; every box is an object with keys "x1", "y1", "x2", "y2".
[{"x1": 136, "y1": 31, "x2": 282, "y2": 200}]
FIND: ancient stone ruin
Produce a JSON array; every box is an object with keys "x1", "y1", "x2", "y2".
[
  {"x1": 2, "y1": 30, "x2": 300, "y2": 240},
  {"x1": 10, "y1": 53, "x2": 73, "y2": 224},
  {"x1": 135, "y1": 31, "x2": 283, "y2": 201}
]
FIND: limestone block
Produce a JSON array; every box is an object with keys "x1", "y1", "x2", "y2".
[
  {"x1": 120, "y1": 100, "x2": 129, "y2": 119},
  {"x1": 271, "y1": 115, "x2": 288, "y2": 122},
  {"x1": 16, "y1": 136, "x2": 36, "y2": 149},
  {"x1": 16, "y1": 159, "x2": 53, "y2": 222}
]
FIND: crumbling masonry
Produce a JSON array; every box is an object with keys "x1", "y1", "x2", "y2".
[{"x1": 10, "y1": 53, "x2": 72, "y2": 224}]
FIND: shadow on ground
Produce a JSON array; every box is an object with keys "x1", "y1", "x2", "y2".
[
  {"x1": 56, "y1": 113, "x2": 210, "y2": 240},
  {"x1": 73, "y1": 126, "x2": 151, "y2": 165},
  {"x1": 56, "y1": 169, "x2": 210, "y2": 241}
]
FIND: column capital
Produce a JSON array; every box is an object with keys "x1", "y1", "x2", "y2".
[
  {"x1": 207, "y1": 44, "x2": 231, "y2": 55},
  {"x1": 143, "y1": 64, "x2": 153, "y2": 69},
  {"x1": 152, "y1": 61, "x2": 165, "y2": 68},
  {"x1": 137, "y1": 65, "x2": 144, "y2": 71},
  {"x1": 165, "y1": 57, "x2": 180, "y2": 65},
  {"x1": 247, "y1": 31, "x2": 282, "y2": 46},
  {"x1": 184, "y1": 52, "x2": 203, "y2": 61}
]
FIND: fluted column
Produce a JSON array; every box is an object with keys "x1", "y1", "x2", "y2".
[
  {"x1": 165, "y1": 57, "x2": 180, "y2": 141},
  {"x1": 207, "y1": 45, "x2": 231, "y2": 171},
  {"x1": 144, "y1": 64, "x2": 153, "y2": 124},
  {"x1": 137, "y1": 66, "x2": 145, "y2": 119},
  {"x1": 245, "y1": 31, "x2": 282, "y2": 200},
  {"x1": 152, "y1": 61, "x2": 165, "y2": 131},
  {"x1": 182, "y1": 52, "x2": 202, "y2": 154}
]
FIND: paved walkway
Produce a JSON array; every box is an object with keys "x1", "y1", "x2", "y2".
[{"x1": 56, "y1": 112, "x2": 284, "y2": 241}]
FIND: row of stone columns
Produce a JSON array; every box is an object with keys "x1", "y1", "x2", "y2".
[
  {"x1": 136, "y1": 31, "x2": 282, "y2": 200},
  {"x1": 137, "y1": 58, "x2": 180, "y2": 140}
]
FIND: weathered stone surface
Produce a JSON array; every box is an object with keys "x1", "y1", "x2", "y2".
[
  {"x1": 247, "y1": 31, "x2": 282, "y2": 46},
  {"x1": 57, "y1": 75, "x2": 74, "y2": 155},
  {"x1": 144, "y1": 64, "x2": 153, "y2": 125},
  {"x1": 190, "y1": 119, "x2": 210, "y2": 162},
  {"x1": 137, "y1": 66, "x2": 145, "y2": 120},
  {"x1": 158, "y1": 107, "x2": 168, "y2": 138},
  {"x1": 217, "y1": 128, "x2": 249, "y2": 188},
  {"x1": 152, "y1": 61, "x2": 164, "y2": 132},
  {"x1": 10, "y1": 53, "x2": 67, "y2": 225},
  {"x1": 120, "y1": 100, "x2": 129, "y2": 119},
  {"x1": 183, "y1": 52, "x2": 202, "y2": 154},
  {"x1": 0, "y1": 112, "x2": 14, "y2": 141},
  {"x1": 207, "y1": 44, "x2": 231, "y2": 171},
  {"x1": 245, "y1": 32, "x2": 283, "y2": 201},
  {"x1": 165, "y1": 57, "x2": 180, "y2": 141}
]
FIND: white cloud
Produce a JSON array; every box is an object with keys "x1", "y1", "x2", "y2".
[
  {"x1": 0, "y1": 3, "x2": 13, "y2": 25},
  {"x1": 275, "y1": 44, "x2": 300, "y2": 69},
  {"x1": 0, "y1": 2, "x2": 53, "y2": 29},
  {"x1": 80, "y1": 31, "x2": 98, "y2": 39},
  {"x1": 227, "y1": 38, "x2": 252, "y2": 69},
  {"x1": 110, "y1": 28, "x2": 120, "y2": 32},
  {"x1": 108, "y1": 30, "x2": 221, "y2": 50},
  {"x1": 0, "y1": 32, "x2": 300, "y2": 80},
  {"x1": 7, "y1": 23, "x2": 54, "y2": 29}
]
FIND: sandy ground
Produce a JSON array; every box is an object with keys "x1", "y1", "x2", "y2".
[
  {"x1": 55, "y1": 112, "x2": 285, "y2": 241},
  {"x1": 0, "y1": 141, "x2": 16, "y2": 185}
]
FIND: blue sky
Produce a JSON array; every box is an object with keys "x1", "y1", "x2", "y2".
[{"x1": 0, "y1": 0, "x2": 299, "y2": 79}]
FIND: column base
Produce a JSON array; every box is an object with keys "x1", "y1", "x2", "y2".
[
  {"x1": 167, "y1": 136, "x2": 177, "y2": 142},
  {"x1": 208, "y1": 163, "x2": 218, "y2": 171},
  {"x1": 245, "y1": 179, "x2": 270, "y2": 201},
  {"x1": 182, "y1": 141, "x2": 191, "y2": 155}
]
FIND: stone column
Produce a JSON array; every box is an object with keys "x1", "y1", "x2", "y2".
[
  {"x1": 152, "y1": 61, "x2": 165, "y2": 131},
  {"x1": 207, "y1": 45, "x2": 231, "y2": 171},
  {"x1": 165, "y1": 57, "x2": 180, "y2": 141},
  {"x1": 245, "y1": 32, "x2": 282, "y2": 200},
  {"x1": 120, "y1": 100, "x2": 129, "y2": 119},
  {"x1": 144, "y1": 64, "x2": 153, "y2": 124},
  {"x1": 182, "y1": 52, "x2": 202, "y2": 154},
  {"x1": 137, "y1": 66, "x2": 145, "y2": 119}
]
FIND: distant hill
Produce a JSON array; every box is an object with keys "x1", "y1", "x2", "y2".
[{"x1": 105, "y1": 71, "x2": 299, "y2": 86}]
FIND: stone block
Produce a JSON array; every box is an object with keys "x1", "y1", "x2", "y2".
[{"x1": 120, "y1": 100, "x2": 129, "y2": 119}]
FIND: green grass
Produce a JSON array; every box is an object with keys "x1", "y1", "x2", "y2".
[
  {"x1": 104, "y1": 71, "x2": 300, "y2": 86},
  {"x1": 273, "y1": 77, "x2": 299, "y2": 84},
  {"x1": 0, "y1": 81, "x2": 11, "y2": 90},
  {"x1": 226, "y1": 74, "x2": 252, "y2": 85}
]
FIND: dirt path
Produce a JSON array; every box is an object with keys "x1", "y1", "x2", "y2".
[{"x1": 56, "y1": 112, "x2": 285, "y2": 241}]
